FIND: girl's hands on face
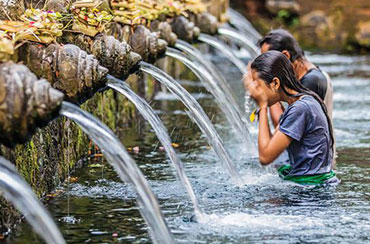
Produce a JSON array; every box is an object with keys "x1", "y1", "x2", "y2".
[{"x1": 244, "y1": 64, "x2": 269, "y2": 108}]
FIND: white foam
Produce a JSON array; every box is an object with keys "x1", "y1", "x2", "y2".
[{"x1": 197, "y1": 212, "x2": 324, "y2": 230}]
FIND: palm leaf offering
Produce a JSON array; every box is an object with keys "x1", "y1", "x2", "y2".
[
  {"x1": 180, "y1": 0, "x2": 207, "y2": 14},
  {"x1": 110, "y1": 0, "x2": 143, "y2": 25},
  {"x1": 70, "y1": 1, "x2": 114, "y2": 37},
  {"x1": 0, "y1": 31, "x2": 15, "y2": 62},
  {"x1": 0, "y1": 9, "x2": 63, "y2": 44},
  {"x1": 158, "y1": 0, "x2": 187, "y2": 17}
]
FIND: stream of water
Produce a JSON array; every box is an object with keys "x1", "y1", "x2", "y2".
[
  {"x1": 0, "y1": 157, "x2": 65, "y2": 244},
  {"x1": 140, "y1": 62, "x2": 243, "y2": 185},
  {"x1": 165, "y1": 47, "x2": 255, "y2": 156},
  {"x1": 198, "y1": 34, "x2": 247, "y2": 74},
  {"x1": 227, "y1": 8, "x2": 262, "y2": 42},
  {"x1": 218, "y1": 27, "x2": 260, "y2": 58},
  {"x1": 107, "y1": 78, "x2": 201, "y2": 215},
  {"x1": 59, "y1": 101, "x2": 174, "y2": 244}
]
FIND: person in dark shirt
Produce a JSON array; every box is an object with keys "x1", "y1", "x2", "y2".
[
  {"x1": 258, "y1": 29, "x2": 333, "y2": 127},
  {"x1": 244, "y1": 51, "x2": 338, "y2": 185},
  {"x1": 258, "y1": 29, "x2": 336, "y2": 166}
]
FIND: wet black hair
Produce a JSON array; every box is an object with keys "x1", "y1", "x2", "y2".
[
  {"x1": 251, "y1": 51, "x2": 334, "y2": 153},
  {"x1": 258, "y1": 29, "x2": 304, "y2": 62}
]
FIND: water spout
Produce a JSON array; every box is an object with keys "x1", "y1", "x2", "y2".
[
  {"x1": 0, "y1": 156, "x2": 65, "y2": 244},
  {"x1": 140, "y1": 62, "x2": 243, "y2": 185},
  {"x1": 198, "y1": 33, "x2": 247, "y2": 74},
  {"x1": 218, "y1": 27, "x2": 260, "y2": 58},
  {"x1": 165, "y1": 47, "x2": 256, "y2": 156},
  {"x1": 59, "y1": 102, "x2": 175, "y2": 244},
  {"x1": 106, "y1": 76, "x2": 202, "y2": 216}
]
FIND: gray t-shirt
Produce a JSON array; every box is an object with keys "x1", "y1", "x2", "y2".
[{"x1": 279, "y1": 96, "x2": 333, "y2": 176}]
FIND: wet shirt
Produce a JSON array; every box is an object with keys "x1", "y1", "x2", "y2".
[
  {"x1": 279, "y1": 96, "x2": 333, "y2": 176},
  {"x1": 300, "y1": 68, "x2": 327, "y2": 101}
]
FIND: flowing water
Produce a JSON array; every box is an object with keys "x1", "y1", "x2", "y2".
[
  {"x1": 218, "y1": 27, "x2": 260, "y2": 58},
  {"x1": 175, "y1": 40, "x2": 239, "y2": 105},
  {"x1": 106, "y1": 77, "x2": 201, "y2": 215},
  {"x1": 59, "y1": 102, "x2": 174, "y2": 244},
  {"x1": 227, "y1": 8, "x2": 262, "y2": 42},
  {"x1": 140, "y1": 62, "x2": 243, "y2": 185},
  {"x1": 0, "y1": 157, "x2": 65, "y2": 244},
  {"x1": 10, "y1": 52, "x2": 370, "y2": 243},
  {"x1": 165, "y1": 47, "x2": 256, "y2": 156},
  {"x1": 198, "y1": 34, "x2": 247, "y2": 74}
]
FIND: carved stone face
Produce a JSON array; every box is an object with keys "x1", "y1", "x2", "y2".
[
  {"x1": 0, "y1": 62, "x2": 64, "y2": 148},
  {"x1": 170, "y1": 16, "x2": 199, "y2": 42},
  {"x1": 19, "y1": 43, "x2": 108, "y2": 103},
  {"x1": 129, "y1": 25, "x2": 168, "y2": 63},
  {"x1": 195, "y1": 12, "x2": 219, "y2": 35},
  {"x1": 91, "y1": 34, "x2": 142, "y2": 78},
  {"x1": 151, "y1": 21, "x2": 178, "y2": 46}
]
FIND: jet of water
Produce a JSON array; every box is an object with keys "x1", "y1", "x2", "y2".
[
  {"x1": 0, "y1": 156, "x2": 65, "y2": 244},
  {"x1": 106, "y1": 76, "x2": 202, "y2": 216},
  {"x1": 166, "y1": 47, "x2": 256, "y2": 156},
  {"x1": 218, "y1": 27, "x2": 260, "y2": 58},
  {"x1": 227, "y1": 8, "x2": 262, "y2": 42},
  {"x1": 140, "y1": 62, "x2": 243, "y2": 186},
  {"x1": 175, "y1": 40, "x2": 239, "y2": 106},
  {"x1": 60, "y1": 102, "x2": 175, "y2": 244},
  {"x1": 198, "y1": 33, "x2": 247, "y2": 74}
]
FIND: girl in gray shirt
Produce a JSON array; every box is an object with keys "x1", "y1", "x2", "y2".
[{"x1": 244, "y1": 51, "x2": 338, "y2": 185}]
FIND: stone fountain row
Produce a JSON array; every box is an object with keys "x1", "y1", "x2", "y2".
[{"x1": 0, "y1": 0, "x2": 221, "y2": 148}]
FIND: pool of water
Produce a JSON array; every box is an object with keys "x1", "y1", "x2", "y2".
[{"x1": 8, "y1": 53, "x2": 370, "y2": 243}]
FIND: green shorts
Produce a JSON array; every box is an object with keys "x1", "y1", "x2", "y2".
[{"x1": 277, "y1": 164, "x2": 337, "y2": 185}]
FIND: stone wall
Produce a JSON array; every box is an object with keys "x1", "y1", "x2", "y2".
[{"x1": 230, "y1": 0, "x2": 370, "y2": 52}]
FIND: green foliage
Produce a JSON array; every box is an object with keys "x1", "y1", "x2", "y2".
[{"x1": 276, "y1": 9, "x2": 300, "y2": 28}]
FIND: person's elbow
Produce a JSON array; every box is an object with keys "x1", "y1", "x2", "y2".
[{"x1": 259, "y1": 153, "x2": 274, "y2": 165}]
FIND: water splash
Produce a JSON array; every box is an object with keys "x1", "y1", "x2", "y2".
[
  {"x1": 107, "y1": 77, "x2": 202, "y2": 216},
  {"x1": 166, "y1": 47, "x2": 256, "y2": 156},
  {"x1": 59, "y1": 101, "x2": 175, "y2": 244},
  {"x1": 198, "y1": 34, "x2": 247, "y2": 74},
  {"x1": 218, "y1": 27, "x2": 260, "y2": 58},
  {"x1": 0, "y1": 156, "x2": 65, "y2": 244},
  {"x1": 140, "y1": 62, "x2": 243, "y2": 185}
]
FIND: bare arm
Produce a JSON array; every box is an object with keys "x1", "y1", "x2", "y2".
[
  {"x1": 243, "y1": 65, "x2": 292, "y2": 165},
  {"x1": 269, "y1": 102, "x2": 284, "y2": 128},
  {"x1": 258, "y1": 108, "x2": 292, "y2": 165}
]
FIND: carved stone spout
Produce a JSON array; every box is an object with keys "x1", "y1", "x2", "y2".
[
  {"x1": 191, "y1": 12, "x2": 219, "y2": 35},
  {"x1": 0, "y1": 62, "x2": 64, "y2": 148},
  {"x1": 170, "y1": 16, "x2": 200, "y2": 42},
  {"x1": 108, "y1": 24, "x2": 168, "y2": 63},
  {"x1": 19, "y1": 43, "x2": 109, "y2": 103},
  {"x1": 62, "y1": 33, "x2": 142, "y2": 79},
  {"x1": 150, "y1": 20, "x2": 178, "y2": 47}
]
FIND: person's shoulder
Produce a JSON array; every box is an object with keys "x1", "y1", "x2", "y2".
[
  {"x1": 301, "y1": 69, "x2": 326, "y2": 84},
  {"x1": 283, "y1": 96, "x2": 312, "y2": 116}
]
